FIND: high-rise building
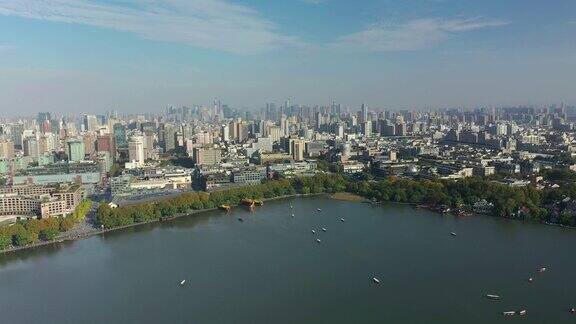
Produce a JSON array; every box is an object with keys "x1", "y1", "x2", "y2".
[
  {"x1": 0, "y1": 139, "x2": 14, "y2": 159},
  {"x1": 290, "y1": 139, "x2": 305, "y2": 161},
  {"x1": 67, "y1": 139, "x2": 85, "y2": 162},
  {"x1": 97, "y1": 134, "x2": 116, "y2": 160},
  {"x1": 113, "y1": 123, "x2": 127, "y2": 148},
  {"x1": 84, "y1": 114, "x2": 98, "y2": 132},
  {"x1": 83, "y1": 133, "x2": 97, "y2": 156},
  {"x1": 128, "y1": 136, "x2": 145, "y2": 167},
  {"x1": 23, "y1": 137, "x2": 39, "y2": 159}
]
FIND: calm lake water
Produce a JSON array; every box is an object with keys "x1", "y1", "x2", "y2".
[{"x1": 1, "y1": 196, "x2": 575, "y2": 323}]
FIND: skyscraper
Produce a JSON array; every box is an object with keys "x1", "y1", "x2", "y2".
[
  {"x1": 113, "y1": 123, "x2": 127, "y2": 148},
  {"x1": 128, "y1": 136, "x2": 145, "y2": 167}
]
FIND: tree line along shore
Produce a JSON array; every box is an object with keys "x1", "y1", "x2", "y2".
[{"x1": 3, "y1": 170, "x2": 576, "y2": 252}]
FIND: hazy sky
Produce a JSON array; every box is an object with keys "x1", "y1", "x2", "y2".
[{"x1": 0, "y1": 0, "x2": 575, "y2": 116}]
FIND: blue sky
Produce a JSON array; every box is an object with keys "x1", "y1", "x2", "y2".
[{"x1": 0, "y1": 0, "x2": 575, "y2": 116}]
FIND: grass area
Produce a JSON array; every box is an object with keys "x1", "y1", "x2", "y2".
[{"x1": 331, "y1": 192, "x2": 366, "y2": 202}]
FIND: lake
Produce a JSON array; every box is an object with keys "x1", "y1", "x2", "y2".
[{"x1": 1, "y1": 196, "x2": 575, "y2": 323}]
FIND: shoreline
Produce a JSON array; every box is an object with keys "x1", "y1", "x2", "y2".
[
  {"x1": 0, "y1": 193, "x2": 327, "y2": 256},
  {"x1": 2, "y1": 192, "x2": 574, "y2": 255}
]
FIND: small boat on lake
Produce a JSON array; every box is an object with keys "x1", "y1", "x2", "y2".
[
  {"x1": 485, "y1": 294, "x2": 501, "y2": 300},
  {"x1": 316, "y1": 239, "x2": 321, "y2": 243},
  {"x1": 241, "y1": 199, "x2": 255, "y2": 207},
  {"x1": 254, "y1": 200, "x2": 263, "y2": 206},
  {"x1": 450, "y1": 232, "x2": 457, "y2": 236},
  {"x1": 180, "y1": 280, "x2": 186, "y2": 286},
  {"x1": 219, "y1": 205, "x2": 231, "y2": 212},
  {"x1": 237, "y1": 217, "x2": 244, "y2": 222},
  {"x1": 538, "y1": 267, "x2": 547, "y2": 272},
  {"x1": 502, "y1": 311, "x2": 516, "y2": 316},
  {"x1": 317, "y1": 208, "x2": 322, "y2": 212},
  {"x1": 570, "y1": 307, "x2": 575, "y2": 313},
  {"x1": 311, "y1": 230, "x2": 316, "y2": 234},
  {"x1": 519, "y1": 310, "x2": 527, "y2": 316},
  {"x1": 528, "y1": 277, "x2": 533, "y2": 282},
  {"x1": 322, "y1": 228, "x2": 327, "y2": 232},
  {"x1": 372, "y1": 277, "x2": 380, "y2": 284},
  {"x1": 291, "y1": 213, "x2": 295, "y2": 218},
  {"x1": 340, "y1": 218, "x2": 345, "y2": 222}
]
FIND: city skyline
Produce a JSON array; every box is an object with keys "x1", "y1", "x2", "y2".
[{"x1": 1, "y1": 0, "x2": 575, "y2": 115}]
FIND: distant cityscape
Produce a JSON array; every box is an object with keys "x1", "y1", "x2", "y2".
[{"x1": 1, "y1": 101, "x2": 576, "y2": 224}]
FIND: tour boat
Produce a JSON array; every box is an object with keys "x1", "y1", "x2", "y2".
[
  {"x1": 180, "y1": 280, "x2": 186, "y2": 286},
  {"x1": 519, "y1": 310, "x2": 527, "y2": 316},
  {"x1": 502, "y1": 311, "x2": 516, "y2": 316},
  {"x1": 322, "y1": 228, "x2": 327, "y2": 232},
  {"x1": 485, "y1": 294, "x2": 501, "y2": 300},
  {"x1": 372, "y1": 277, "x2": 380, "y2": 284}
]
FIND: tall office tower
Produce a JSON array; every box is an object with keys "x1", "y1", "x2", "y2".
[
  {"x1": 113, "y1": 123, "x2": 127, "y2": 148},
  {"x1": 336, "y1": 123, "x2": 345, "y2": 138},
  {"x1": 0, "y1": 139, "x2": 14, "y2": 159},
  {"x1": 84, "y1": 114, "x2": 98, "y2": 132},
  {"x1": 83, "y1": 133, "x2": 97, "y2": 156},
  {"x1": 128, "y1": 136, "x2": 145, "y2": 167},
  {"x1": 360, "y1": 103, "x2": 368, "y2": 124},
  {"x1": 290, "y1": 139, "x2": 305, "y2": 161},
  {"x1": 144, "y1": 131, "x2": 155, "y2": 159},
  {"x1": 162, "y1": 126, "x2": 178, "y2": 152},
  {"x1": 67, "y1": 139, "x2": 85, "y2": 162},
  {"x1": 97, "y1": 134, "x2": 116, "y2": 160},
  {"x1": 23, "y1": 137, "x2": 39, "y2": 159},
  {"x1": 361, "y1": 121, "x2": 372, "y2": 137},
  {"x1": 11, "y1": 124, "x2": 24, "y2": 149},
  {"x1": 38, "y1": 133, "x2": 56, "y2": 155},
  {"x1": 221, "y1": 124, "x2": 230, "y2": 142}
]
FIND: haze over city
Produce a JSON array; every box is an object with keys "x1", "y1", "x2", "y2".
[{"x1": 1, "y1": 0, "x2": 575, "y2": 116}]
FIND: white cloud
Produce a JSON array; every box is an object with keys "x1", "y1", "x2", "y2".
[
  {"x1": 0, "y1": 0, "x2": 303, "y2": 54},
  {"x1": 334, "y1": 17, "x2": 508, "y2": 52}
]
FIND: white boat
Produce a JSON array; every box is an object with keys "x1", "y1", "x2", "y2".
[
  {"x1": 502, "y1": 311, "x2": 516, "y2": 316},
  {"x1": 570, "y1": 307, "x2": 575, "y2": 313},
  {"x1": 311, "y1": 230, "x2": 316, "y2": 234},
  {"x1": 372, "y1": 277, "x2": 380, "y2": 284},
  {"x1": 340, "y1": 218, "x2": 345, "y2": 222},
  {"x1": 180, "y1": 280, "x2": 186, "y2": 285},
  {"x1": 528, "y1": 277, "x2": 533, "y2": 282},
  {"x1": 538, "y1": 267, "x2": 547, "y2": 272},
  {"x1": 322, "y1": 228, "x2": 327, "y2": 232},
  {"x1": 519, "y1": 310, "x2": 527, "y2": 316},
  {"x1": 450, "y1": 232, "x2": 457, "y2": 236},
  {"x1": 290, "y1": 205, "x2": 293, "y2": 209},
  {"x1": 291, "y1": 214, "x2": 295, "y2": 217},
  {"x1": 485, "y1": 294, "x2": 501, "y2": 300},
  {"x1": 317, "y1": 208, "x2": 322, "y2": 212},
  {"x1": 316, "y1": 239, "x2": 321, "y2": 243}
]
